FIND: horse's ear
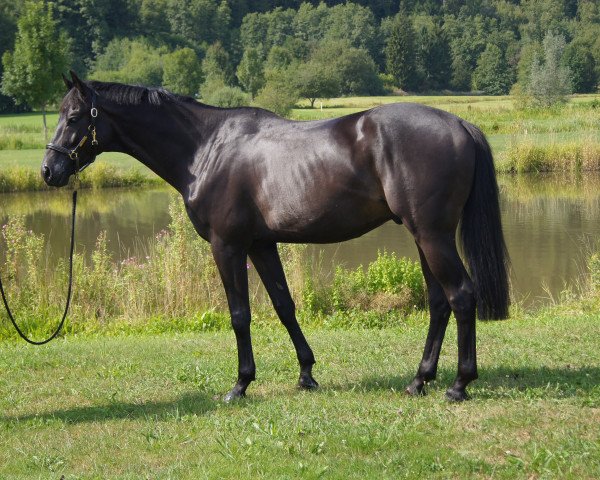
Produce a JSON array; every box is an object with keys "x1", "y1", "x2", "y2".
[
  {"x1": 62, "y1": 72, "x2": 73, "y2": 91},
  {"x1": 69, "y1": 70, "x2": 88, "y2": 97}
]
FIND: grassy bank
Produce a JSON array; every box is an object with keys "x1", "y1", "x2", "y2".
[
  {"x1": 0, "y1": 309, "x2": 598, "y2": 478},
  {"x1": 0, "y1": 162, "x2": 162, "y2": 192}
]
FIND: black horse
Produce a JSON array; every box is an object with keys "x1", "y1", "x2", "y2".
[{"x1": 42, "y1": 72, "x2": 509, "y2": 402}]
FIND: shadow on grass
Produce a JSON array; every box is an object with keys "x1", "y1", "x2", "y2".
[
  {"x1": 0, "y1": 391, "x2": 229, "y2": 425},
  {"x1": 329, "y1": 365, "x2": 600, "y2": 399}
]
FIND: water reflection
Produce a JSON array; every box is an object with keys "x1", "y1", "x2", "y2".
[{"x1": 1, "y1": 173, "x2": 599, "y2": 308}]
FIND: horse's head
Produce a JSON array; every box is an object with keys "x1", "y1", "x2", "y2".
[{"x1": 42, "y1": 71, "x2": 100, "y2": 187}]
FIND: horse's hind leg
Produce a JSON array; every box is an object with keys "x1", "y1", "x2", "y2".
[
  {"x1": 416, "y1": 236, "x2": 477, "y2": 401},
  {"x1": 249, "y1": 243, "x2": 318, "y2": 390},
  {"x1": 406, "y1": 244, "x2": 451, "y2": 396}
]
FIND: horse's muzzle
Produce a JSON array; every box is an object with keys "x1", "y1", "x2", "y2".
[{"x1": 41, "y1": 162, "x2": 70, "y2": 187}]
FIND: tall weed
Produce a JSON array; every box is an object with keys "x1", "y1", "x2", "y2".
[{"x1": 502, "y1": 140, "x2": 600, "y2": 173}]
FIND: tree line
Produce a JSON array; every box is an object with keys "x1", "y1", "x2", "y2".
[{"x1": 1, "y1": 0, "x2": 599, "y2": 115}]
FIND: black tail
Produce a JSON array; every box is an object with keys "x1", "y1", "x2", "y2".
[{"x1": 459, "y1": 121, "x2": 510, "y2": 320}]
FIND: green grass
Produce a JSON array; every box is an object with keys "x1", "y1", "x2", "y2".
[{"x1": 0, "y1": 308, "x2": 598, "y2": 478}]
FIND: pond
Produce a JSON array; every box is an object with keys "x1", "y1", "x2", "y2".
[{"x1": 1, "y1": 173, "x2": 599, "y2": 308}]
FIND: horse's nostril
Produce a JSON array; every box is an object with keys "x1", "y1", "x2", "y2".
[{"x1": 42, "y1": 165, "x2": 52, "y2": 181}]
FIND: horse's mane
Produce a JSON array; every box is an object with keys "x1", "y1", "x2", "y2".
[{"x1": 87, "y1": 81, "x2": 197, "y2": 106}]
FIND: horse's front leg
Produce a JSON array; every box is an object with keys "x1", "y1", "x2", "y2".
[
  {"x1": 211, "y1": 240, "x2": 255, "y2": 402},
  {"x1": 249, "y1": 243, "x2": 318, "y2": 390}
]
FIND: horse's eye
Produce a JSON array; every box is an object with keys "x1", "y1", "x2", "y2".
[{"x1": 67, "y1": 117, "x2": 78, "y2": 125}]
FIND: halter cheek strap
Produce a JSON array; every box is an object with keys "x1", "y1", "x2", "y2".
[{"x1": 46, "y1": 92, "x2": 99, "y2": 173}]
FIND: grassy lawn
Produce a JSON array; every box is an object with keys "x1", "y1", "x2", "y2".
[{"x1": 0, "y1": 309, "x2": 598, "y2": 478}]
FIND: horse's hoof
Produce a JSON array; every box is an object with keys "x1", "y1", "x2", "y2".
[
  {"x1": 298, "y1": 375, "x2": 319, "y2": 390},
  {"x1": 405, "y1": 380, "x2": 426, "y2": 396},
  {"x1": 445, "y1": 388, "x2": 469, "y2": 402},
  {"x1": 223, "y1": 390, "x2": 246, "y2": 403}
]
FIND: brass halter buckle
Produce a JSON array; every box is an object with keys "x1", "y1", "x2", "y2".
[{"x1": 90, "y1": 126, "x2": 98, "y2": 146}]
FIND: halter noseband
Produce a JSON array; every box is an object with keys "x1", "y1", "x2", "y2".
[{"x1": 46, "y1": 91, "x2": 99, "y2": 173}]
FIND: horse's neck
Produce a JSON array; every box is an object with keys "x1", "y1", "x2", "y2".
[{"x1": 104, "y1": 102, "x2": 216, "y2": 192}]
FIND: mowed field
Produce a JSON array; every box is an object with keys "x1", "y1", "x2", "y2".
[{"x1": 0, "y1": 309, "x2": 598, "y2": 478}]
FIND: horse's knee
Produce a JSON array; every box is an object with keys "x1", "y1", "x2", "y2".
[{"x1": 230, "y1": 308, "x2": 251, "y2": 332}]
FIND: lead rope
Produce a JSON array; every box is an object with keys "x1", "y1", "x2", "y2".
[{"x1": 0, "y1": 183, "x2": 78, "y2": 345}]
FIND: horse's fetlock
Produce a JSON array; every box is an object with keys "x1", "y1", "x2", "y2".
[{"x1": 238, "y1": 368, "x2": 256, "y2": 382}]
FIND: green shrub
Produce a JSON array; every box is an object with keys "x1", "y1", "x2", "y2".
[
  {"x1": 253, "y1": 81, "x2": 299, "y2": 116},
  {"x1": 200, "y1": 77, "x2": 250, "y2": 108},
  {"x1": 204, "y1": 85, "x2": 249, "y2": 108},
  {"x1": 302, "y1": 251, "x2": 425, "y2": 316}
]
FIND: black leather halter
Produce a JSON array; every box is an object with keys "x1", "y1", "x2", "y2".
[{"x1": 46, "y1": 91, "x2": 99, "y2": 173}]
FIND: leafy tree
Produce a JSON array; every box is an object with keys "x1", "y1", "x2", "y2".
[
  {"x1": 292, "y1": 60, "x2": 340, "y2": 108},
  {"x1": 140, "y1": 0, "x2": 174, "y2": 46},
  {"x1": 202, "y1": 41, "x2": 234, "y2": 86},
  {"x1": 415, "y1": 17, "x2": 452, "y2": 90},
  {"x1": 450, "y1": 55, "x2": 472, "y2": 91},
  {"x1": 77, "y1": 0, "x2": 139, "y2": 57},
  {"x1": 514, "y1": 41, "x2": 543, "y2": 93},
  {"x1": 167, "y1": 0, "x2": 231, "y2": 50},
  {"x1": 520, "y1": 0, "x2": 567, "y2": 43},
  {"x1": 445, "y1": 13, "x2": 489, "y2": 92},
  {"x1": 92, "y1": 38, "x2": 166, "y2": 86},
  {"x1": 528, "y1": 31, "x2": 572, "y2": 107},
  {"x1": 264, "y1": 7, "x2": 295, "y2": 51},
  {"x1": 292, "y1": 2, "x2": 329, "y2": 43},
  {"x1": 472, "y1": 43, "x2": 513, "y2": 95},
  {"x1": 239, "y1": 12, "x2": 269, "y2": 57},
  {"x1": 236, "y1": 47, "x2": 265, "y2": 99},
  {"x1": 385, "y1": 13, "x2": 418, "y2": 91},
  {"x1": 240, "y1": 8, "x2": 294, "y2": 58},
  {"x1": 0, "y1": 1, "x2": 21, "y2": 113},
  {"x1": 162, "y1": 47, "x2": 203, "y2": 96},
  {"x1": 1, "y1": 1, "x2": 71, "y2": 139},
  {"x1": 312, "y1": 40, "x2": 383, "y2": 96},
  {"x1": 564, "y1": 41, "x2": 597, "y2": 93},
  {"x1": 265, "y1": 45, "x2": 294, "y2": 71},
  {"x1": 325, "y1": 3, "x2": 383, "y2": 67}
]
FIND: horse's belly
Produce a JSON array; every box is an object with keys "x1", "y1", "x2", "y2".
[{"x1": 262, "y1": 197, "x2": 392, "y2": 243}]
